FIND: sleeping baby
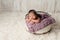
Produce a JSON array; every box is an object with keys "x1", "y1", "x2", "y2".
[
  {"x1": 25, "y1": 9, "x2": 55, "y2": 33},
  {"x1": 25, "y1": 10, "x2": 42, "y2": 24}
]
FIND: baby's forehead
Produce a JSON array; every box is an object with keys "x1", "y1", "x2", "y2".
[{"x1": 29, "y1": 14, "x2": 35, "y2": 17}]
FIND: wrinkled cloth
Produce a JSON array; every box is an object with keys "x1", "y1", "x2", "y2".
[{"x1": 25, "y1": 13, "x2": 55, "y2": 33}]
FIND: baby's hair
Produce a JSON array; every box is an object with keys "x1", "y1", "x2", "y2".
[
  {"x1": 28, "y1": 9, "x2": 37, "y2": 15},
  {"x1": 27, "y1": 9, "x2": 42, "y2": 19}
]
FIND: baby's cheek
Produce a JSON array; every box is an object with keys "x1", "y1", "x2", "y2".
[
  {"x1": 32, "y1": 16, "x2": 36, "y2": 19},
  {"x1": 29, "y1": 17, "x2": 32, "y2": 20}
]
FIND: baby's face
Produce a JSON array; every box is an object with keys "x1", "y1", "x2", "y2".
[{"x1": 28, "y1": 12, "x2": 36, "y2": 20}]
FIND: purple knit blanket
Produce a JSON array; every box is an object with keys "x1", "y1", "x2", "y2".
[{"x1": 25, "y1": 13, "x2": 55, "y2": 33}]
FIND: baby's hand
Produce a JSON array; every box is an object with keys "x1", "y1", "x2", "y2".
[
  {"x1": 30, "y1": 20, "x2": 35, "y2": 24},
  {"x1": 32, "y1": 18, "x2": 41, "y2": 23},
  {"x1": 25, "y1": 18, "x2": 31, "y2": 23}
]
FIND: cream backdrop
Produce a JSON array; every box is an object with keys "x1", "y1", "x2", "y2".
[
  {"x1": 0, "y1": 0, "x2": 60, "y2": 40},
  {"x1": 0, "y1": 0, "x2": 60, "y2": 13},
  {"x1": 0, "y1": 0, "x2": 60, "y2": 23}
]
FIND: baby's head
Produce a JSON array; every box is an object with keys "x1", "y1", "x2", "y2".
[
  {"x1": 28, "y1": 9, "x2": 38, "y2": 20},
  {"x1": 28, "y1": 9, "x2": 41, "y2": 20}
]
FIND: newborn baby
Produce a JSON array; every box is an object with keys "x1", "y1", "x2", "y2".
[
  {"x1": 25, "y1": 10, "x2": 55, "y2": 33},
  {"x1": 25, "y1": 10, "x2": 41, "y2": 24}
]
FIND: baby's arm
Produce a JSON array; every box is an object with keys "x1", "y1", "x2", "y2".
[
  {"x1": 25, "y1": 18, "x2": 35, "y2": 25},
  {"x1": 25, "y1": 14, "x2": 35, "y2": 24},
  {"x1": 32, "y1": 18, "x2": 40, "y2": 23},
  {"x1": 25, "y1": 17, "x2": 31, "y2": 23}
]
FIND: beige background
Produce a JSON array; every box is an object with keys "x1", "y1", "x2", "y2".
[
  {"x1": 0, "y1": 0, "x2": 60, "y2": 40},
  {"x1": 0, "y1": 0, "x2": 60, "y2": 13}
]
